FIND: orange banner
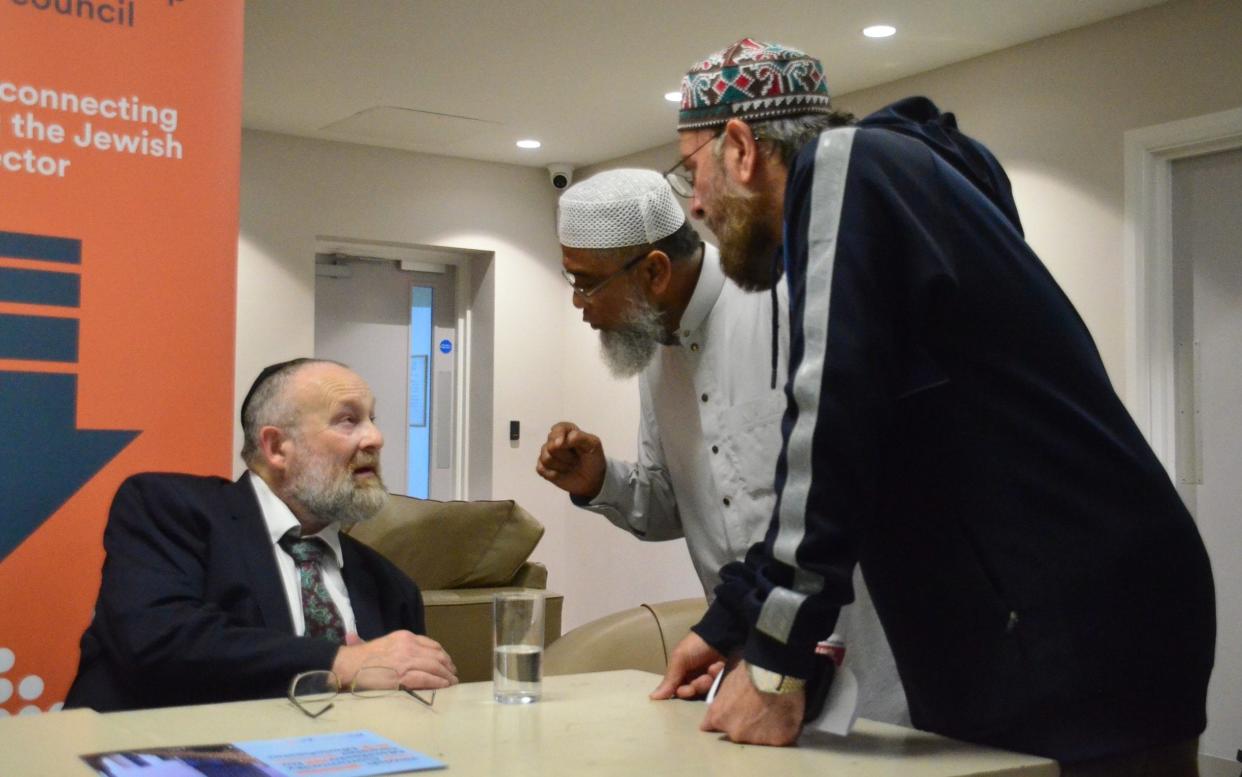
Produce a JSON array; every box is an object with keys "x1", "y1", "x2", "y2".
[{"x1": 0, "y1": 0, "x2": 242, "y2": 714}]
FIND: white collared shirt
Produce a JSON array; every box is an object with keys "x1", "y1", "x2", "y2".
[
  {"x1": 584, "y1": 245, "x2": 789, "y2": 595},
  {"x1": 249, "y1": 472, "x2": 357, "y2": 636},
  {"x1": 579, "y1": 245, "x2": 912, "y2": 725}
]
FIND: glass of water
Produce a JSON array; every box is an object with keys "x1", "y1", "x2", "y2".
[{"x1": 492, "y1": 590, "x2": 544, "y2": 704}]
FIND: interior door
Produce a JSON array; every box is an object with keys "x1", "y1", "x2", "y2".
[
  {"x1": 1171, "y1": 146, "x2": 1242, "y2": 761},
  {"x1": 314, "y1": 258, "x2": 458, "y2": 499}
]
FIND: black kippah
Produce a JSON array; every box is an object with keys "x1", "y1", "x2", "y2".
[{"x1": 239, "y1": 357, "x2": 317, "y2": 427}]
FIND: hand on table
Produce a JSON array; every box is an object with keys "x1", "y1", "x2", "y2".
[
  {"x1": 536, "y1": 422, "x2": 606, "y2": 500},
  {"x1": 650, "y1": 631, "x2": 726, "y2": 700},
  {"x1": 700, "y1": 661, "x2": 805, "y2": 746},
  {"x1": 333, "y1": 631, "x2": 457, "y2": 690}
]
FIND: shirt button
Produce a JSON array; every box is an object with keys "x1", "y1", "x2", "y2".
[
  {"x1": 711, "y1": 445, "x2": 719, "y2": 454},
  {"x1": 722, "y1": 497, "x2": 731, "y2": 507},
  {"x1": 690, "y1": 343, "x2": 700, "y2": 352},
  {"x1": 701, "y1": 393, "x2": 708, "y2": 402}
]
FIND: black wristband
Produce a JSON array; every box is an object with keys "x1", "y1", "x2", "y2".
[{"x1": 801, "y1": 661, "x2": 836, "y2": 723}]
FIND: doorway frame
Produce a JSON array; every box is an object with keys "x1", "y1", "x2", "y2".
[
  {"x1": 1122, "y1": 107, "x2": 1242, "y2": 475},
  {"x1": 316, "y1": 235, "x2": 490, "y2": 500}
]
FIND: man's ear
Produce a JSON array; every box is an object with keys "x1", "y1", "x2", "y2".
[
  {"x1": 721, "y1": 118, "x2": 761, "y2": 184},
  {"x1": 640, "y1": 250, "x2": 673, "y2": 296},
  {"x1": 258, "y1": 425, "x2": 292, "y2": 473}
]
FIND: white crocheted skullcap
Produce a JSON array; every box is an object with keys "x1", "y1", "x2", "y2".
[{"x1": 557, "y1": 168, "x2": 686, "y2": 250}]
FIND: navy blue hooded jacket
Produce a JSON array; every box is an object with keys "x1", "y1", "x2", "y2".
[{"x1": 693, "y1": 97, "x2": 1214, "y2": 762}]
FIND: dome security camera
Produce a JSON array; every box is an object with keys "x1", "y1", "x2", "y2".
[{"x1": 548, "y1": 163, "x2": 574, "y2": 190}]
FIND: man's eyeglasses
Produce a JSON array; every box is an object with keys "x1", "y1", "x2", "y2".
[
  {"x1": 663, "y1": 130, "x2": 722, "y2": 198},
  {"x1": 561, "y1": 248, "x2": 649, "y2": 298},
  {"x1": 288, "y1": 667, "x2": 435, "y2": 718}
]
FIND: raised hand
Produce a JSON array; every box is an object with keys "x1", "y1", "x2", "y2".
[{"x1": 535, "y1": 421, "x2": 607, "y2": 499}]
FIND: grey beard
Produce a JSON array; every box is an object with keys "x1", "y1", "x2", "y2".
[
  {"x1": 598, "y1": 294, "x2": 666, "y2": 378},
  {"x1": 287, "y1": 458, "x2": 389, "y2": 527}
]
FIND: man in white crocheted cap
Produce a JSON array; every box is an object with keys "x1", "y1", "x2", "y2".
[
  {"x1": 552, "y1": 168, "x2": 695, "y2": 376},
  {"x1": 538, "y1": 168, "x2": 909, "y2": 732},
  {"x1": 537, "y1": 167, "x2": 788, "y2": 608}
]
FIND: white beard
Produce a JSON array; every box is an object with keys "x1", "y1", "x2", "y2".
[
  {"x1": 598, "y1": 292, "x2": 666, "y2": 378},
  {"x1": 286, "y1": 448, "x2": 388, "y2": 527}
]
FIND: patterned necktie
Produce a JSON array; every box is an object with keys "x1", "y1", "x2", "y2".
[{"x1": 279, "y1": 533, "x2": 346, "y2": 644}]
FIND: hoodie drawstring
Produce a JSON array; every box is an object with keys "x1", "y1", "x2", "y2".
[{"x1": 770, "y1": 246, "x2": 781, "y2": 390}]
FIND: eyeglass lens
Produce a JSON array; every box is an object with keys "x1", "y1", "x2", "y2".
[{"x1": 289, "y1": 667, "x2": 433, "y2": 718}]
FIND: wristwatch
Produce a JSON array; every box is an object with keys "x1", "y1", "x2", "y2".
[{"x1": 746, "y1": 663, "x2": 807, "y2": 695}]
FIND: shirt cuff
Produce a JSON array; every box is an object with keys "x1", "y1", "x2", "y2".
[{"x1": 569, "y1": 457, "x2": 627, "y2": 508}]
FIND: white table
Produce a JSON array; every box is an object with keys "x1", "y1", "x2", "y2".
[{"x1": 0, "y1": 670, "x2": 1057, "y2": 776}]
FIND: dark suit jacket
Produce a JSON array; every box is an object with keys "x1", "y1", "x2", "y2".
[{"x1": 65, "y1": 472, "x2": 426, "y2": 712}]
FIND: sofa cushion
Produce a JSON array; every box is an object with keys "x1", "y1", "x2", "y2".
[{"x1": 348, "y1": 494, "x2": 544, "y2": 590}]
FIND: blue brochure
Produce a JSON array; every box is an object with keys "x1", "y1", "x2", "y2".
[
  {"x1": 236, "y1": 730, "x2": 445, "y2": 776},
  {"x1": 82, "y1": 730, "x2": 443, "y2": 777}
]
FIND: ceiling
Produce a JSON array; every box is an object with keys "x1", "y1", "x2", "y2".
[{"x1": 243, "y1": 0, "x2": 1167, "y2": 169}]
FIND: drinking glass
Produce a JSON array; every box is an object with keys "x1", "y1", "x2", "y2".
[{"x1": 492, "y1": 591, "x2": 544, "y2": 704}]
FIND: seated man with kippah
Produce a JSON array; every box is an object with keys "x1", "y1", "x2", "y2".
[{"x1": 66, "y1": 358, "x2": 457, "y2": 711}]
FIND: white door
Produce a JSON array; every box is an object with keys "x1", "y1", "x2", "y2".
[
  {"x1": 314, "y1": 258, "x2": 458, "y2": 499},
  {"x1": 1171, "y1": 147, "x2": 1242, "y2": 761}
]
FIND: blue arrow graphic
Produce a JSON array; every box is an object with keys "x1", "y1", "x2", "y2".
[{"x1": 0, "y1": 371, "x2": 138, "y2": 561}]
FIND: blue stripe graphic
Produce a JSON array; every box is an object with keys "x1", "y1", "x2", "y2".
[
  {"x1": 0, "y1": 231, "x2": 81, "y2": 264},
  {"x1": 0, "y1": 313, "x2": 78, "y2": 361},
  {"x1": 0, "y1": 267, "x2": 80, "y2": 307}
]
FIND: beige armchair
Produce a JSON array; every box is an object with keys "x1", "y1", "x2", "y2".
[
  {"x1": 348, "y1": 494, "x2": 563, "y2": 682},
  {"x1": 545, "y1": 598, "x2": 707, "y2": 676}
]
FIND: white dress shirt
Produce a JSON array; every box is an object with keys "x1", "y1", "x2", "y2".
[
  {"x1": 584, "y1": 244, "x2": 787, "y2": 595},
  {"x1": 579, "y1": 245, "x2": 911, "y2": 725},
  {"x1": 249, "y1": 472, "x2": 357, "y2": 636}
]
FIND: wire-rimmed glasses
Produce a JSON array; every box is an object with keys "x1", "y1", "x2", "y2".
[
  {"x1": 560, "y1": 248, "x2": 649, "y2": 298},
  {"x1": 288, "y1": 666, "x2": 435, "y2": 718},
  {"x1": 663, "y1": 130, "x2": 722, "y2": 198}
]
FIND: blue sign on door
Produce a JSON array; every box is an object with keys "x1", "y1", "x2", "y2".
[{"x1": 439, "y1": 339, "x2": 452, "y2": 354}]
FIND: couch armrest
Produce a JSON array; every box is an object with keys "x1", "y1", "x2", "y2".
[
  {"x1": 506, "y1": 561, "x2": 547, "y2": 589},
  {"x1": 544, "y1": 597, "x2": 707, "y2": 677}
]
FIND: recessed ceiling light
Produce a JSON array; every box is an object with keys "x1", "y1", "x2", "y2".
[
  {"x1": 863, "y1": 25, "x2": 896, "y2": 38},
  {"x1": 516, "y1": 139, "x2": 542, "y2": 149},
  {"x1": 664, "y1": 91, "x2": 681, "y2": 103}
]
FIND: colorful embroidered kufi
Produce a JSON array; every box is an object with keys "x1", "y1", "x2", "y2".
[
  {"x1": 557, "y1": 168, "x2": 686, "y2": 250},
  {"x1": 678, "y1": 38, "x2": 832, "y2": 131}
]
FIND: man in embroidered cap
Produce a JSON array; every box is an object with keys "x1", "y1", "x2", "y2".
[
  {"x1": 652, "y1": 38, "x2": 1214, "y2": 773},
  {"x1": 66, "y1": 359, "x2": 458, "y2": 711}
]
